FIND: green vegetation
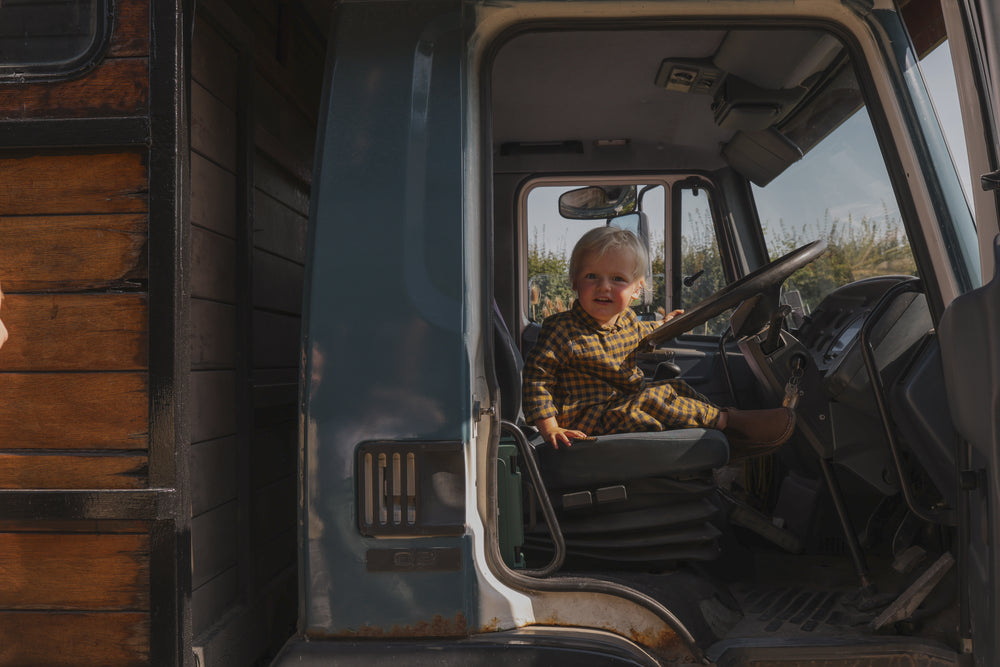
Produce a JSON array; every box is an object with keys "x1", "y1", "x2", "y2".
[
  {"x1": 527, "y1": 210, "x2": 916, "y2": 333},
  {"x1": 764, "y1": 209, "x2": 917, "y2": 310},
  {"x1": 526, "y1": 230, "x2": 576, "y2": 322}
]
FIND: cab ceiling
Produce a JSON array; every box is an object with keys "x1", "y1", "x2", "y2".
[{"x1": 491, "y1": 27, "x2": 840, "y2": 172}]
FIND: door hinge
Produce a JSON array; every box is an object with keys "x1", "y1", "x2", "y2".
[
  {"x1": 474, "y1": 401, "x2": 495, "y2": 420},
  {"x1": 981, "y1": 170, "x2": 1000, "y2": 191}
]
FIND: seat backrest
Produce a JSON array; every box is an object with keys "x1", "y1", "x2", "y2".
[
  {"x1": 939, "y1": 235, "x2": 1000, "y2": 463},
  {"x1": 493, "y1": 302, "x2": 524, "y2": 422}
]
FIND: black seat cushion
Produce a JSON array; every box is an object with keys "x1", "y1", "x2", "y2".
[{"x1": 532, "y1": 429, "x2": 730, "y2": 490}]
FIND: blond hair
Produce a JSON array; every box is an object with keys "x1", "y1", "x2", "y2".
[{"x1": 569, "y1": 226, "x2": 648, "y2": 285}]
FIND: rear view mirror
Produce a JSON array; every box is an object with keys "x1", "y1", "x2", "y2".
[
  {"x1": 558, "y1": 185, "x2": 637, "y2": 219},
  {"x1": 608, "y1": 211, "x2": 642, "y2": 237}
]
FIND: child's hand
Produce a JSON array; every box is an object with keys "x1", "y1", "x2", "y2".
[
  {"x1": 664, "y1": 309, "x2": 684, "y2": 321},
  {"x1": 536, "y1": 417, "x2": 588, "y2": 449},
  {"x1": 542, "y1": 427, "x2": 589, "y2": 449}
]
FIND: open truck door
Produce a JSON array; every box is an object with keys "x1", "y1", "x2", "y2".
[
  {"x1": 940, "y1": 2, "x2": 1000, "y2": 664},
  {"x1": 276, "y1": 2, "x2": 1000, "y2": 664}
]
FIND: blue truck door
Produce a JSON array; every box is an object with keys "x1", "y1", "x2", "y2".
[{"x1": 298, "y1": 0, "x2": 473, "y2": 639}]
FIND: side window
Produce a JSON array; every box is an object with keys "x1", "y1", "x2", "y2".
[
  {"x1": 526, "y1": 186, "x2": 580, "y2": 324},
  {"x1": 0, "y1": 0, "x2": 112, "y2": 81},
  {"x1": 677, "y1": 186, "x2": 728, "y2": 335}
]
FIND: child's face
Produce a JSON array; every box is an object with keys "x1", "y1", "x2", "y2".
[{"x1": 572, "y1": 247, "x2": 643, "y2": 327}]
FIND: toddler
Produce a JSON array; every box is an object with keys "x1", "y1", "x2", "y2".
[{"x1": 522, "y1": 226, "x2": 794, "y2": 457}]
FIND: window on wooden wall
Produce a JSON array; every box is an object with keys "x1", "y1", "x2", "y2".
[{"x1": 0, "y1": 0, "x2": 113, "y2": 81}]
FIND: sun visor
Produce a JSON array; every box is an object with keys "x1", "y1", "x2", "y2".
[
  {"x1": 721, "y1": 128, "x2": 803, "y2": 186},
  {"x1": 712, "y1": 76, "x2": 805, "y2": 132}
]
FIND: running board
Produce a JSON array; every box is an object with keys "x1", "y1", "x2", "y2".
[{"x1": 709, "y1": 638, "x2": 960, "y2": 666}]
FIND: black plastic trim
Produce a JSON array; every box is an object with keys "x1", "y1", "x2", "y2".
[
  {"x1": 859, "y1": 277, "x2": 957, "y2": 526},
  {"x1": 500, "y1": 421, "x2": 566, "y2": 577}
]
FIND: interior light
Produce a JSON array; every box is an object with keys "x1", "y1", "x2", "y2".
[{"x1": 595, "y1": 139, "x2": 629, "y2": 147}]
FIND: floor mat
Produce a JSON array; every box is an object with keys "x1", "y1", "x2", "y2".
[{"x1": 732, "y1": 585, "x2": 870, "y2": 637}]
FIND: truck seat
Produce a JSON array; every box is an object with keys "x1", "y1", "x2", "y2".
[{"x1": 494, "y1": 306, "x2": 730, "y2": 566}]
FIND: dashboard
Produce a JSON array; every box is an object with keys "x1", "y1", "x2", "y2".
[
  {"x1": 795, "y1": 275, "x2": 932, "y2": 411},
  {"x1": 737, "y1": 274, "x2": 933, "y2": 494}
]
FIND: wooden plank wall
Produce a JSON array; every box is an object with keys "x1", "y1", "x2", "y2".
[
  {"x1": 0, "y1": 1, "x2": 153, "y2": 664},
  {"x1": 190, "y1": 1, "x2": 323, "y2": 663},
  {"x1": 189, "y1": 7, "x2": 244, "y2": 653}
]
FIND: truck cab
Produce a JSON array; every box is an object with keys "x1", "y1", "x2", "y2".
[{"x1": 275, "y1": 1, "x2": 1000, "y2": 664}]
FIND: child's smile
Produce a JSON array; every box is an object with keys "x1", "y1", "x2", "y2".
[{"x1": 572, "y1": 247, "x2": 643, "y2": 327}]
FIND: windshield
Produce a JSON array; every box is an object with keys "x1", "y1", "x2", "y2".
[{"x1": 753, "y1": 85, "x2": 917, "y2": 313}]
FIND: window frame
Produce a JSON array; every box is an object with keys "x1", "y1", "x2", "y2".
[
  {"x1": 671, "y1": 175, "x2": 746, "y2": 311},
  {"x1": 0, "y1": 0, "x2": 115, "y2": 83},
  {"x1": 518, "y1": 173, "x2": 743, "y2": 329}
]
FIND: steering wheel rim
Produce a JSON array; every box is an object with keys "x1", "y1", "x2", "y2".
[{"x1": 640, "y1": 239, "x2": 827, "y2": 349}]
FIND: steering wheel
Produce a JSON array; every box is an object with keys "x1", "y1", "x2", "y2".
[{"x1": 639, "y1": 240, "x2": 827, "y2": 350}]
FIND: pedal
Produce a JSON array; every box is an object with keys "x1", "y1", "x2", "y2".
[
  {"x1": 892, "y1": 544, "x2": 927, "y2": 574},
  {"x1": 729, "y1": 503, "x2": 803, "y2": 554},
  {"x1": 870, "y1": 552, "x2": 955, "y2": 631}
]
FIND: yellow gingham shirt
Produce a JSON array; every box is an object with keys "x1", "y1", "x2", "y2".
[
  {"x1": 523, "y1": 301, "x2": 658, "y2": 419},
  {"x1": 522, "y1": 300, "x2": 720, "y2": 434}
]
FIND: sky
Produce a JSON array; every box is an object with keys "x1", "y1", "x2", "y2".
[{"x1": 920, "y1": 42, "x2": 973, "y2": 205}]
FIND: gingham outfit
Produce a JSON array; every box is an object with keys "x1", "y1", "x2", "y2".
[{"x1": 523, "y1": 300, "x2": 722, "y2": 434}]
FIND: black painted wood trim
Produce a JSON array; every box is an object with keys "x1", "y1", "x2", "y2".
[
  {"x1": 0, "y1": 489, "x2": 175, "y2": 520},
  {"x1": 148, "y1": 0, "x2": 193, "y2": 663},
  {"x1": 0, "y1": 117, "x2": 149, "y2": 148}
]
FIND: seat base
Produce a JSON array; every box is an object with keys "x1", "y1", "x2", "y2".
[
  {"x1": 521, "y1": 429, "x2": 732, "y2": 567},
  {"x1": 531, "y1": 428, "x2": 730, "y2": 490}
]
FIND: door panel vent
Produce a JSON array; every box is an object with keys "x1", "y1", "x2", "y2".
[{"x1": 357, "y1": 441, "x2": 465, "y2": 537}]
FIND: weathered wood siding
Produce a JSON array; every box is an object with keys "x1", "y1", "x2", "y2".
[
  {"x1": 189, "y1": 0, "x2": 322, "y2": 663},
  {"x1": 190, "y1": 10, "x2": 243, "y2": 649},
  {"x1": 0, "y1": 520, "x2": 151, "y2": 666},
  {"x1": 0, "y1": 2, "x2": 150, "y2": 119},
  {"x1": 0, "y1": 1, "x2": 153, "y2": 664},
  {"x1": 0, "y1": 0, "x2": 324, "y2": 663}
]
